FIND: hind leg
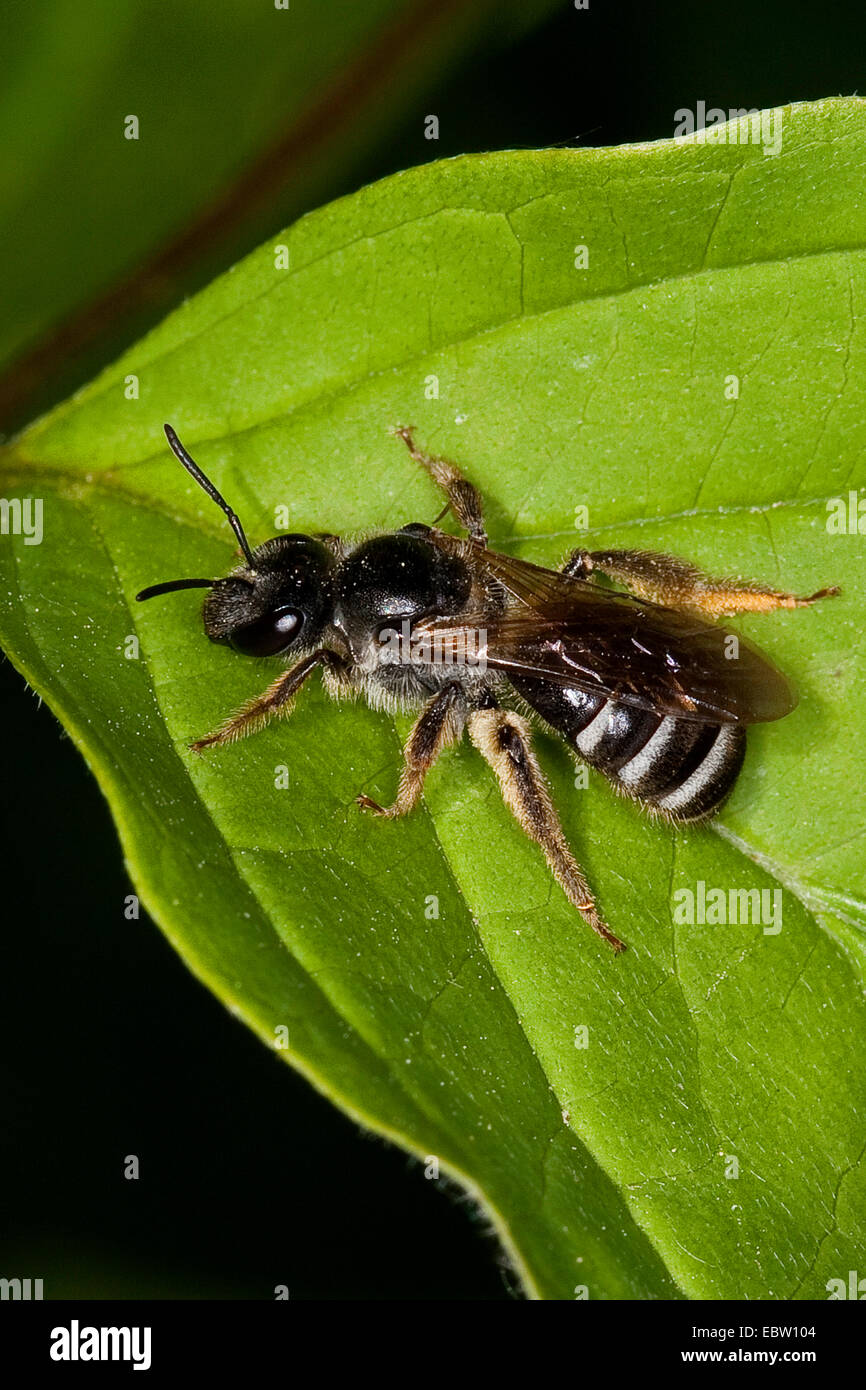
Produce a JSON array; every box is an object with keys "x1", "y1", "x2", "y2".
[
  {"x1": 468, "y1": 703, "x2": 624, "y2": 952},
  {"x1": 562, "y1": 547, "x2": 839, "y2": 618}
]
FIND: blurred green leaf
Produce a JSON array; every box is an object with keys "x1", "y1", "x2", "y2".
[
  {"x1": 0, "y1": 0, "x2": 387, "y2": 365},
  {"x1": 2, "y1": 96, "x2": 865, "y2": 1299},
  {"x1": 0, "y1": 0, "x2": 561, "y2": 425}
]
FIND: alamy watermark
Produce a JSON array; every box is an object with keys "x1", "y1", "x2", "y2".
[
  {"x1": 674, "y1": 103, "x2": 783, "y2": 158},
  {"x1": 50, "y1": 1322, "x2": 151, "y2": 1371},
  {"x1": 0, "y1": 497, "x2": 43, "y2": 545},
  {"x1": 378, "y1": 618, "x2": 488, "y2": 672},
  {"x1": 0, "y1": 1276, "x2": 43, "y2": 1299},
  {"x1": 826, "y1": 492, "x2": 866, "y2": 534},
  {"x1": 673, "y1": 880, "x2": 782, "y2": 934},
  {"x1": 827, "y1": 1271, "x2": 866, "y2": 1299}
]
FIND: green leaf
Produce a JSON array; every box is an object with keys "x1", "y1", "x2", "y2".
[
  {"x1": 2, "y1": 95, "x2": 865, "y2": 1300},
  {"x1": 0, "y1": 0, "x2": 396, "y2": 369},
  {"x1": 0, "y1": 0, "x2": 561, "y2": 425}
]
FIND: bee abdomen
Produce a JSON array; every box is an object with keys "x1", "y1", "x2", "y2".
[
  {"x1": 510, "y1": 680, "x2": 746, "y2": 823},
  {"x1": 600, "y1": 706, "x2": 750, "y2": 811}
]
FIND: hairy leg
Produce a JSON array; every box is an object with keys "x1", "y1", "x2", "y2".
[
  {"x1": 357, "y1": 682, "x2": 464, "y2": 817},
  {"x1": 468, "y1": 704, "x2": 625, "y2": 952},
  {"x1": 562, "y1": 547, "x2": 839, "y2": 618},
  {"x1": 190, "y1": 650, "x2": 327, "y2": 752},
  {"x1": 393, "y1": 425, "x2": 487, "y2": 545}
]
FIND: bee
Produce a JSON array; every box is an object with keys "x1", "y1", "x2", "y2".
[{"x1": 137, "y1": 424, "x2": 838, "y2": 952}]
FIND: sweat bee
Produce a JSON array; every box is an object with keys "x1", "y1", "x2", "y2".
[{"x1": 138, "y1": 424, "x2": 838, "y2": 951}]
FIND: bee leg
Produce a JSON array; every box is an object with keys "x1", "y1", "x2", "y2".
[
  {"x1": 392, "y1": 425, "x2": 487, "y2": 546},
  {"x1": 467, "y1": 704, "x2": 625, "y2": 952},
  {"x1": 562, "y1": 547, "x2": 840, "y2": 618},
  {"x1": 190, "y1": 650, "x2": 328, "y2": 752},
  {"x1": 357, "y1": 682, "x2": 464, "y2": 817}
]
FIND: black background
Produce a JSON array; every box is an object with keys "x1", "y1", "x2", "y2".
[{"x1": 2, "y1": 0, "x2": 865, "y2": 1300}]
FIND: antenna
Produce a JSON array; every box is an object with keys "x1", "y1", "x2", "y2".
[
  {"x1": 134, "y1": 424, "x2": 257, "y2": 602},
  {"x1": 163, "y1": 423, "x2": 256, "y2": 568},
  {"x1": 136, "y1": 577, "x2": 215, "y2": 602}
]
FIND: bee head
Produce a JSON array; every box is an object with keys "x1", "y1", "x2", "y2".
[
  {"x1": 136, "y1": 425, "x2": 335, "y2": 657},
  {"x1": 203, "y1": 535, "x2": 335, "y2": 655}
]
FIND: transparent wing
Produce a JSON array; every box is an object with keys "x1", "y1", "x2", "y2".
[{"x1": 418, "y1": 544, "x2": 796, "y2": 724}]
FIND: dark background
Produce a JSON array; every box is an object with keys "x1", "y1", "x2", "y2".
[{"x1": 2, "y1": 0, "x2": 864, "y2": 1300}]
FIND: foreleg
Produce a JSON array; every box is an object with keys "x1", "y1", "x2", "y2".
[{"x1": 190, "y1": 650, "x2": 327, "y2": 752}]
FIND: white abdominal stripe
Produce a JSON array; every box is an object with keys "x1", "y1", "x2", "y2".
[
  {"x1": 573, "y1": 700, "x2": 615, "y2": 758},
  {"x1": 653, "y1": 724, "x2": 742, "y2": 816},
  {"x1": 615, "y1": 715, "x2": 678, "y2": 787},
  {"x1": 572, "y1": 697, "x2": 746, "y2": 821}
]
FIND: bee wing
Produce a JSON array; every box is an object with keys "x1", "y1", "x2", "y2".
[{"x1": 418, "y1": 546, "x2": 796, "y2": 725}]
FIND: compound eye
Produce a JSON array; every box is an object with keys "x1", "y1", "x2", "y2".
[{"x1": 229, "y1": 607, "x2": 303, "y2": 656}]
